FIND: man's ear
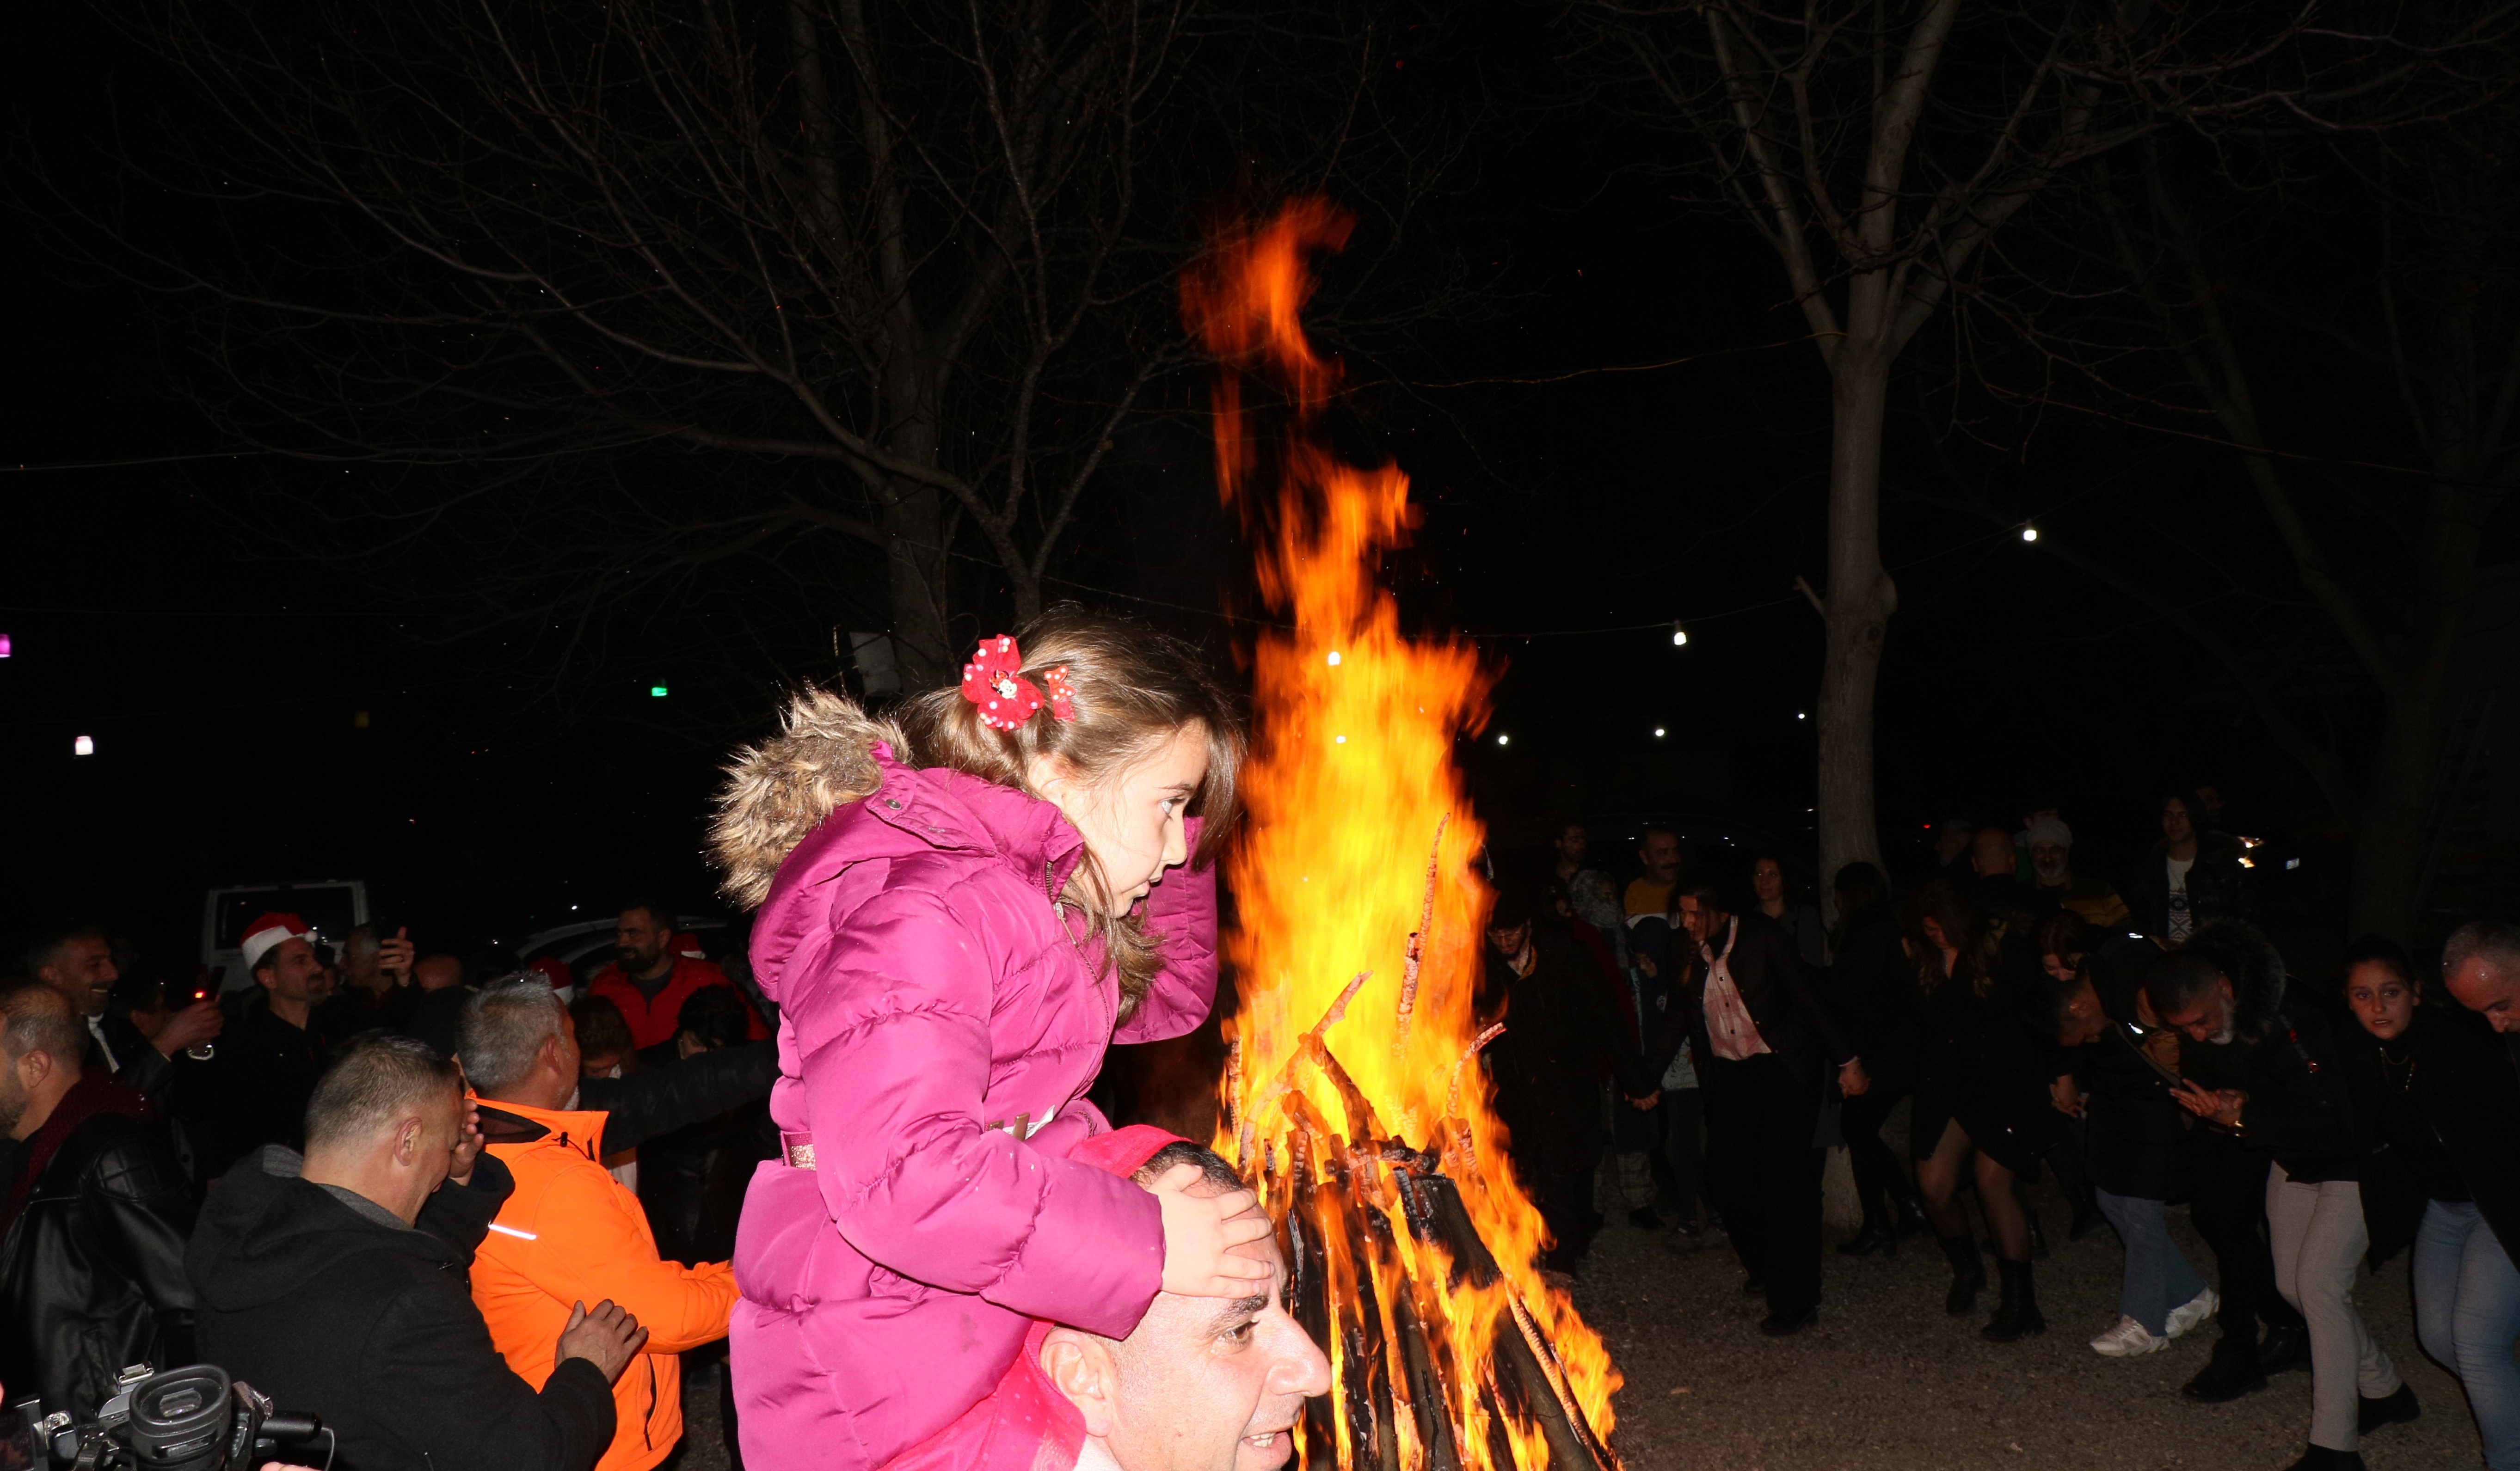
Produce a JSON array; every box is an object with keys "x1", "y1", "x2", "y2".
[
  {"x1": 1039, "y1": 1327, "x2": 1121, "y2": 1440},
  {"x1": 392, "y1": 1114, "x2": 425, "y2": 1167}
]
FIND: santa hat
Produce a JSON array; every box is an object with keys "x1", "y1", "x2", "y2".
[
  {"x1": 527, "y1": 954, "x2": 574, "y2": 991},
  {"x1": 239, "y1": 913, "x2": 314, "y2": 971}
]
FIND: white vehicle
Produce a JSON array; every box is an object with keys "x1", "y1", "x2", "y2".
[
  {"x1": 202, "y1": 879, "x2": 370, "y2": 992},
  {"x1": 515, "y1": 912, "x2": 729, "y2": 988}
]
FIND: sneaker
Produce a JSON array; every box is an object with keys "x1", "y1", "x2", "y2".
[
  {"x1": 2090, "y1": 1316, "x2": 2169, "y2": 1357},
  {"x1": 2165, "y1": 1287, "x2": 2218, "y2": 1339}
]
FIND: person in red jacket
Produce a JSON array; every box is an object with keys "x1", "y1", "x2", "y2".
[{"x1": 582, "y1": 902, "x2": 762, "y2": 1054}]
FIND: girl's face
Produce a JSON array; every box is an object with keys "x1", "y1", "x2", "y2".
[
  {"x1": 1752, "y1": 860, "x2": 1784, "y2": 903},
  {"x1": 1036, "y1": 722, "x2": 1211, "y2": 912},
  {"x1": 2345, "y1": 960, "x2": 2418, "y2": 1041},
  {"x1": 2041, "y1": 951, "x2": 2082, "y2": 986}
]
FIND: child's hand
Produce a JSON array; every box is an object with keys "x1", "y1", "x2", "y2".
[{"x1": 1150, "y1": 1162, "x2": 1274, "y2": 1297}]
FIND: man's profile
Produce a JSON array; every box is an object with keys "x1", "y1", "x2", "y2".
[{"x1": 884, "y1": 1128, "x2": 1330, "y2": 1471}]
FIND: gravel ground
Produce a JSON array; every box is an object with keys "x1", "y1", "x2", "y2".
[
  {"x1": 1568, "y1": 1177, "x2": 2486, "y2": 1471},
  {"x1": 668, "y1": 1177, "x2": 2489, "y2": 1471}
]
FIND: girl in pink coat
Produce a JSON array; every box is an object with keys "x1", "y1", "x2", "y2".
[{"x1": 711, "y1": 608, "x2": 1266, "y2": 1471}]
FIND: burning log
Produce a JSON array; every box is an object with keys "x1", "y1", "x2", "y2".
[
  {"x1": 1187, "y1": 199, "x2": 1622, "y2": 1471},
  {"x1": 1392, "y1": 814, "x2": 1448, "y2": 1060}
]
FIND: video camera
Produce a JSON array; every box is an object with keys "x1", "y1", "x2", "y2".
[{"x1": 4, "y1": 1364, "x2": 326, "y2": 1471}]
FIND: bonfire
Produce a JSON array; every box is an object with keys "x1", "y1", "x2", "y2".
[{"x1": 1183, "y1": 200, "x2": 1622, "y2": 1471}]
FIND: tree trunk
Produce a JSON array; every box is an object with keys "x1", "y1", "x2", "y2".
[
  {"x1": 882, "y1": 367, "x2": 954, "y2": 686},
  {"x1": 1813, "y1": 355, "x2": 1897, "y2": 890},
  {"x1": 2346, "y1": 485, "x2": 2490, "y2": 936}
]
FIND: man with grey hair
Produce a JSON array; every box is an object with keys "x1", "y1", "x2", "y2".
[
  {"x1": 188, "y1": 1031, "x2": 647, "y2": 1471},
  {"x1": 2446, "y1": 919, "x2": 2520, "y2": 1038},
  {"x1": 461, "y1": 977, "x2": 771, "y2": 1471},
  {"x1": 2023, "y1": 815, "x2": 2131, "y2": 930}
]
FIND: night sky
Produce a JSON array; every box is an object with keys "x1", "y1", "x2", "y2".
[{"x1": 1, "y1": 3, "x2": 2391, "y2": 986}]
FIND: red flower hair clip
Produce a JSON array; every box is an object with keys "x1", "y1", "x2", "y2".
[
  {"x1": 1040, "y1": 664, "x2": 1077, "y2": 723},
  {"x1": 962, "y1": 635, "x2": 1043, "y2": 730}
]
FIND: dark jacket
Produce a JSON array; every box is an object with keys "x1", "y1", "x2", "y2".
[
  {"x1": 1481, "y1": 927, "x2": 1625, "y2": 1175},
  {"x1": 1819, "y1": 905, "x2": 1919, "y2": 1075},
  {"x1": 182, "y1": 1003, "x2": 329, "y2": 1182},
  {"x1": 1649, "y1": 910, "x2": 1852, "y2": 1079},
  {"x1": 2341, "y1": 1007, "x2": 2471, "y2": 1268},
  {"x1": 91, "y1": 1011, "x2": 176, "y2": 1100},
  {"x1": 2175, "y1": 923, "x2": 2355, "y2": 1179},
  {"x1": 575, "y1": 1040, "x2": 777, "y2": 1154},
  {"x1": 2077, "y1": 942, "x2": 2187, "y2": 1201},
  {"x1": 2402, "y1": 1004, "x2": 2520, "y2": 1267},
  {"x1": 576, "y1": 1041, "x2": 778, "y2": 1267},
  {"x1": 190, "y1": 1146, "x2": 616, "y2": 1471},
  {"x1": 2125, "y1": 834, "x2": 2251, "y2": 941},
  {"x1": 0, "y1": 1077, "x2": 196, "y2": 1420}
]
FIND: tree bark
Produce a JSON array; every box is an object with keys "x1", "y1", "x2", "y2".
[
  {"x1": 2347, "y1": 482, "x2": 2489, "y2": 935},
  {"x1": 1813, "y1": 355, "x2": 1897, "y2": 888}
]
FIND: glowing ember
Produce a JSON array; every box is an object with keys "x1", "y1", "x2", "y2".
[{"x1": 1184, "y1": 199, "x2": 1621, "y2": 1471}]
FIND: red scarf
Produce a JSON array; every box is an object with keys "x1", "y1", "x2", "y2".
[{"x1": 3, "y1": 1071, "x2": 154, "y2": 1234}]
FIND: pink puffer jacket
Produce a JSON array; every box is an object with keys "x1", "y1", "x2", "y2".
[{"x1": 719, "y1": 717, "x2": 1217, "y2": 1471}]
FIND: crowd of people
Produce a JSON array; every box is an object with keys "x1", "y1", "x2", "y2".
[
  {"x1": 2, "y1": 604, "x2": 2515, "y2": 1471},
  {"x1": 0, "y1": 898, "x2": 781, "y2": 1470},
  {"x1": 1487, "y1": 801, "x2": 2520, "y2": 1471}
]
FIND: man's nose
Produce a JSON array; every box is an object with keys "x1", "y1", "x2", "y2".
[{"x1": 1273, "y1": 1326, "x2": 1333, "y2": 1397}]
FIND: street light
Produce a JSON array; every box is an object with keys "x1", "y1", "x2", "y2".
[
  {"x1": 1671, "y1": 622, "x2": 1689, "y2": 647},
  {"x1": 73, "y1": 735, "x2": 95, "y2": 756},
  {"x1": 2020, "y1": 526, "x2": 2040, "y2": 543}
]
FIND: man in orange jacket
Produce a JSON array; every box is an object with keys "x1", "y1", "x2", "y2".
[
  {"x1": 582, "y1": 901, "x2": 764, "y2": 1053},
  {"x1": 459, "y1": 979, "x2": 744, "y2": 1471}
]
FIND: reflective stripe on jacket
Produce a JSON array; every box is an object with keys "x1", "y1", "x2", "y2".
[{"x1": 471, "y1": 1093, "x2": 740, "y2": 1471}]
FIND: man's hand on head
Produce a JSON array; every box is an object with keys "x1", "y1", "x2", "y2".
[
  {"x1": 448, "y1": 1096, "x2": 485, "y2": 1187},
  {"x1": 1153, "y1": 1163, "x2": 1273, "y2": 1298}
]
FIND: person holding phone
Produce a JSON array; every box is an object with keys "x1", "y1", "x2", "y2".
[{"x1": 2151, "y1": 922, "x2": 2391, "y2": 1470}]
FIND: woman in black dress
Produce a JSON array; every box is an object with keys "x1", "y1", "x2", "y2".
[{"x1": 1904, "y1": 876, "x2": 2064, "y2": 1342}]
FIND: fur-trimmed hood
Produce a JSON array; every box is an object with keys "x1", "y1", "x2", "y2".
[
  {"x1": 711, "y1": 687, "x2": 905, "y2": 911},
  {"x1": 2184, "y1": 918, "x2": 2290, "y2": 1039}
]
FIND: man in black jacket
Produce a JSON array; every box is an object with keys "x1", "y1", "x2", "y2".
[
  {"x1": 2146, "y1": 923, "x2": 2328, "y2": 1404},
  {"x1": 24, "y1": 919, "x2": 221, "y2": 1100},
  {"x1": 189, "y1": 1032, "x2": 646, "y2": 1471},
  {"x1": 185, "y1": 914, "x2": 335, "y2": 1182},
  {"x1": 1819, "y1": 862, "x2": 1924, "y2": 1258},
  {"x1": 0, "y1": 980, "x2": 197, "y2": 1420},
  {"x1": 1647, "y1": 878, "x2": 1868, "y2": 1336}
]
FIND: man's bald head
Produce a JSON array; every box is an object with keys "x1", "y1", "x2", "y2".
[
  {"x1": 414, "y1": 954, "x2": 466, "y2": 993},
  {"x1": 2446, "y1": 920, "x2": 2520, "y2": 1033},
  {"x1": 1971, "y1": 826, "x2": 2016, "y2": 879},
  {"x1": 1039, "y1": 1142, "x2": 1328, "y2": 1471},
  {"x1": 0, "y1": 978, "x2": 87, "y2": 1141}
]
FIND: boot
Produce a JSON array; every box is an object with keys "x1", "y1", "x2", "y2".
[
  {"x1": 1939, "y1": 1233, "x2": 1985, "y2": 1316},
  {"x1": 2358, "y1": 1383, "x2": 2420, "y2": 1435},
  {"x1": 2182, "y1": 1330, "x2": 2269, "y2": 1403},
  {"x1": 1893, "y1": 1190, "x2": 1929, "y2": 1239},
  {"x1": 1837, "y1": 1224, "x2": 1897, "y2": 1257},
  {"x1": 2258, "y1": 1322, "x2": 2314, "y2": 1377},
  {"x1": 1980, "y1": 1258, "x2": 2047, "y2": 1342},
  {"x1": 2282, "y1": 1447, "x2": 2366, "y2": 1471},
  {"x1": 2068, "y1": 1184, "x2": 2105, "y2": 1242}
]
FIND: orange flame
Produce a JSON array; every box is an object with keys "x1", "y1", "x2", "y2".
[{"x1": 1184, "y1": 200, "x2": 1621, "y2": 1471}]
